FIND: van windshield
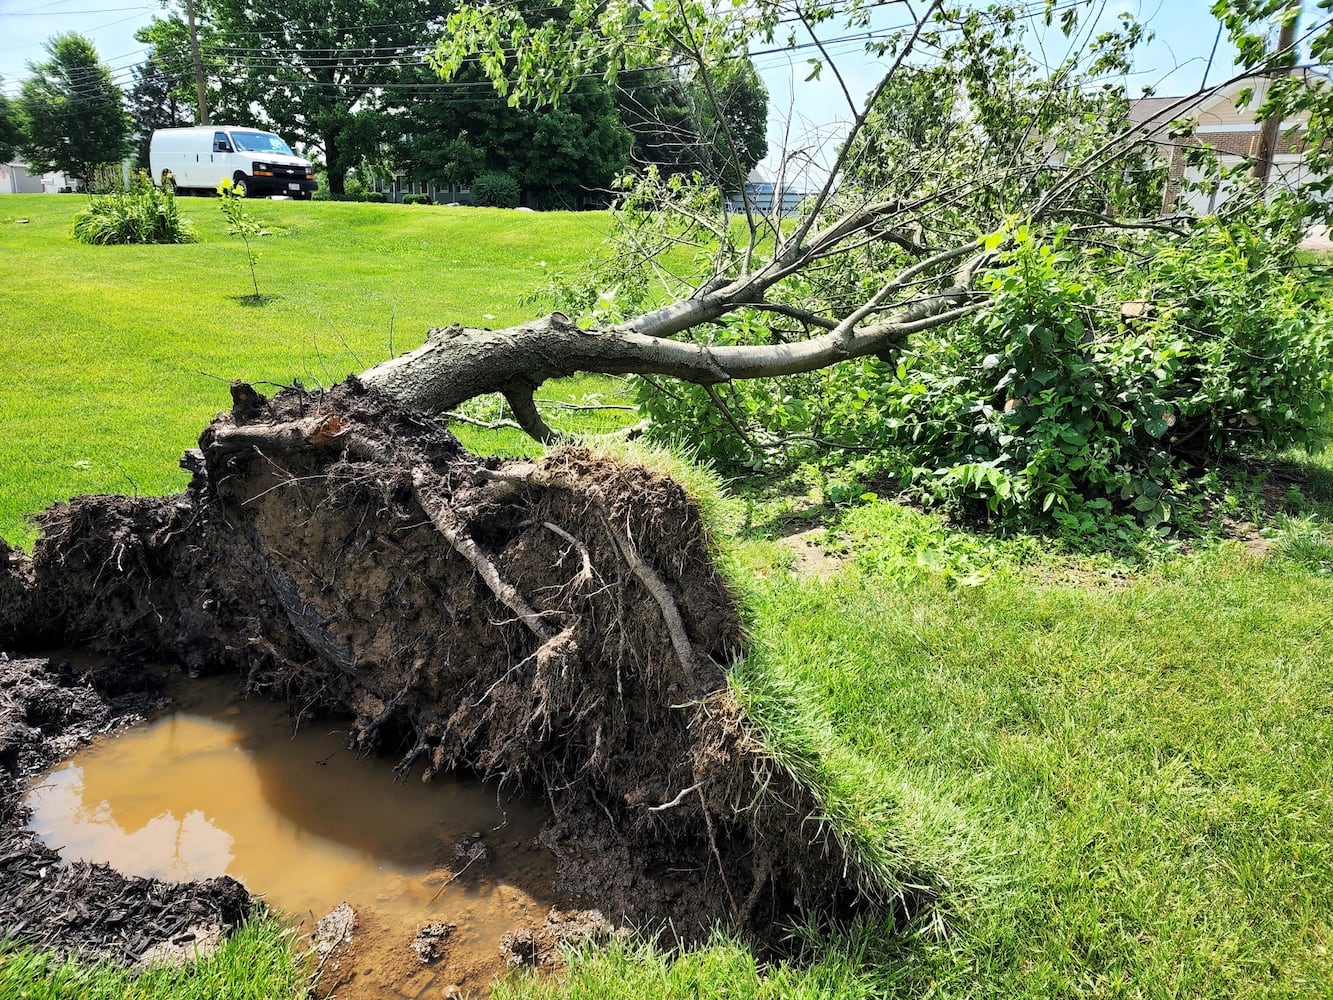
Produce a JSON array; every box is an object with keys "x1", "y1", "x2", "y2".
[{"x1": 229, "y1": 131, "x2": 295, "y2": 156}]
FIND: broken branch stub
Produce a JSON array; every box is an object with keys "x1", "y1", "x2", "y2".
[{"x1": 4, "y1": 378, "x2": 905, "y2": 945}]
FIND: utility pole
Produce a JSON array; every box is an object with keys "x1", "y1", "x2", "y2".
[
  {"x1": 185, "y1": 0, "x2": 210, "y2": 125},
  {"x1": 1252, "y1": 4, "x2": 1300, "y2": 191}
]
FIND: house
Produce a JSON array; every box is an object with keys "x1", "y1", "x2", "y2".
[
  {"x1": 1128, "y1": 72, "x2": 1327, "y2": 214},
  {"x1": 374, "y1": 172, "x2": 475, "y2": 206},
  {"x1": 0, "y1": 160, "x2": 120, "y2": 195},
  {"x1": 0, "y1": 162, "x2": 43, "y2": 194},
  {"x1": 723, "y1": 169, "x2": 808, "y2": 218}
]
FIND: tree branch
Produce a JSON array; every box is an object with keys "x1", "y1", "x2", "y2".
[{"x1": 503, "y1": 384, "x2": 560, "y2": 444}]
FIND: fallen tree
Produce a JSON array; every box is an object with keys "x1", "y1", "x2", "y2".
[
  {"x1": 409, "y1": 0, "x2": 1333, "y2": 529},
  {"x1": 3, "y1": 0, "x2": 1333, "y2": 967}
]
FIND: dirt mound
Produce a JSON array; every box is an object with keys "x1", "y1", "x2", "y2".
[
  {"x1": 0, "y1": 654, "x2": 252, "y2": 962},
  {"x1": 5, "y1": 378, "x2": 886, "y2": 958}
]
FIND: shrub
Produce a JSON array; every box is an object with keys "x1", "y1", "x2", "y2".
[
  {"x1": 472, "y1": 171, "x2": 520, "y2": 209},
  {"x1": 849, "y1": 228, "x2": 1333, "y2": 530},
  {"x1": 636, "y1": 223, "x2": 1333, "y2": 537},
  {"x1": 402, "y1": 193, "x2": 432, "y2": 205},
  {"x1": 71, "y1": 171, "x2": 196, "y2": 245},
  {"x1": 364, "y1": 191, "x2": 386, "y2": 203}
]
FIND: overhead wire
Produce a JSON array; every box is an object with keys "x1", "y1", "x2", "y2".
[{"x1": 0, "y1": 0, "x2": 1184, "y2": 129}]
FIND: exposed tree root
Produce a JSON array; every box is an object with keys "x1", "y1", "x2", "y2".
[{"x1": 1, "y1": 377, "x2": 897, "y2": 951}]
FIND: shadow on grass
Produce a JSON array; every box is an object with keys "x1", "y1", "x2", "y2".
[{"x1": 727, "y1": 445, "x2": 1333, "y2": 578}]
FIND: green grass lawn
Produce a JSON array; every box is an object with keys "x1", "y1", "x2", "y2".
[
  {"x1": 0, "y1": 194, "x2": 618, "y2": 545},
  {"x1": 2, "y1": 195, "x2": 1332, "y2": 999}
]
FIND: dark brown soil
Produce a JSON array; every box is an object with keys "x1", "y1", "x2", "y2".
[
  {"x1": 0, "y1": 654, "x2": 252, "y2": 962},
  {"x1": 1, "y1": 378, "x2": 890, "y2": 973}
]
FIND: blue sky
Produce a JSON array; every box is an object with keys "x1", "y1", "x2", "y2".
[{"x1": 0, "y1": 0, "x2": 1302, "y2": 179}]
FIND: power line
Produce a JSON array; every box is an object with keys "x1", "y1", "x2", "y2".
[
  {"x1": 0, "y1": 0, "x2": 1182, "y2": 113},
  {"x1": 0, "y1": 4, "x2": 154, "y2": 15}
]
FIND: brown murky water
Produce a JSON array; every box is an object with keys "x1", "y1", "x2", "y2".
[{"x1": 23, "y1": 676, "x2": 563, "y2": 997}]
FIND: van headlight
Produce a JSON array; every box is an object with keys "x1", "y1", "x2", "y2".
[{"x1": 252, "y1": 162, "x2": 274, "y2": 176}]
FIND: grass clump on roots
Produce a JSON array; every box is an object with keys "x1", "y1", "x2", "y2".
[{"x1": 71, "y1": 172, "x2": 197, "y2": 246}]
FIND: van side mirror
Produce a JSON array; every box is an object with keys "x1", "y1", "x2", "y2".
[{"x1": 214, "y1": 141, "x2": 232, "y2": 153}]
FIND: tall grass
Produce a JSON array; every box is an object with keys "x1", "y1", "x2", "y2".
[{"x1": 71, "y1": 173, "x2": 198, "y2": 246}]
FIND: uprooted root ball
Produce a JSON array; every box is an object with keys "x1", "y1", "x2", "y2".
[{"x1": 6, "y1": 378, "x2": 886, "y2": 946}]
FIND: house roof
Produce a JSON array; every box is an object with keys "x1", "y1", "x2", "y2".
[
  {"x1": 1126, "y1": 95, "x2": 1182, "y2": 125},
  {"x1": 1128, "y1": 70, "x2": 1325, "y2": 129}
]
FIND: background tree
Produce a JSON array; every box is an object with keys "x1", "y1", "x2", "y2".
[
  {"x1": 0, "y1": 86, "x2": 21, "y2": 163},
  {"x1": 128, "y1": 55, "x2": 195, "y2": 169},
  {"x1": 395, "y1": 71, "x2": 630, "y2": 206},
  {"x1": 617, "y1": 69, "x2": 701, "y2": 176},
  {"x1": 18, "y1": 34, "x2": 129, "y2": 186},
  {"x1": 692, "y1": 58, "x2": 768, "y2": 191},
  {"x1": 137, "y1": 0, "x2": 448, "y2": 195},
  {"x1": 204, "y1": 0, "x2": 450, "y2": 195},
  {"x1": 133, "y1": 15, "x2": 238, "y2": 121},
  {"x1": 617, "y1": 58, "x2": 768, "y2": 189}
]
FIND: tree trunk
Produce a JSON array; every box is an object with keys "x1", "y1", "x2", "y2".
[
  {"x1": 325, "y1": 131, "x2": 345, "y2": 195},
  {"x1": 358, "y1": 285, "x2": 978, "y2": 437}
]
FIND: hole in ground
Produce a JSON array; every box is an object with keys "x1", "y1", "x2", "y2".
[{"x1": 22, "y1": 674, "x2": 578, "y2": 998}]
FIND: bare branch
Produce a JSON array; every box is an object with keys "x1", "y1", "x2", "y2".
[
  {"x1": 787, "y1": 0, "x2": 947, "y2": 251},
  {"x1": 746, "y1": 301, "x2": 839, "y2": 330}
]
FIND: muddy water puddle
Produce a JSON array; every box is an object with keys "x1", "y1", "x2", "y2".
[{"x1": 23, "y1": 676, "x2": 564, "y2": 998}]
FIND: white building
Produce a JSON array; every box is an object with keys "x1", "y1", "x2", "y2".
[{"x1": 0, "y1": 161, "x2": 44, "y2": 194}]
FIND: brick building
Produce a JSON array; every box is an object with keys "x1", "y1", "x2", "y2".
[{"x1": 1128, "y1": 73, "x2": 1325, "y2": 214}]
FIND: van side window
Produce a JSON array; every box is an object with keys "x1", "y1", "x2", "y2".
[{"x1": 213, "y1": 132, "x2": 232, "y2": 153}]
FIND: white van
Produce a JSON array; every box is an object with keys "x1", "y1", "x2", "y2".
[{"x1": 149, "y1": 126, "x2": 317, "y2": 199}]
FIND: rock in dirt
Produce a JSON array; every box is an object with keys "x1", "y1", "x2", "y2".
[
  {"x1": 312, "y1": 901, "x2": 356, "y2": 957},
  {"x1": 498, "y1": 927, "x2": 540, "y2": 968},
  {"x1": 135, "y1": 924, "x2": 226, "y2": 969},
  {"x1": 411, "y1": 921, "x2": 455, "y2": 963},
  {"x1": 497, "y1": 908, "x2": 622, "y2": 970},
  {"x1": 541, "y1": 907, "x2": 618, "y2": 948}
]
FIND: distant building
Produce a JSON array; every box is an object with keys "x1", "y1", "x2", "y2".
[
  {"x1": 374, "y1": 172, "x2": 475, "y2": 206},
  {"x1": 724, "y1": 169, "x2": 808, "y2": 217},
  {"x1": 0, "y1": 160, "x2": 118, "y2": 194},
  {"x1": 0, "y1": 161, "x2": 55, "y2": 194},
  {"x1": 1128, "y1": 72, "x2": 1329, "y2": 214}
]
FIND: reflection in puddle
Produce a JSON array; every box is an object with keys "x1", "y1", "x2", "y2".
[{"x1": 23, "y1": 677, "x2": 560, "y2": 995}]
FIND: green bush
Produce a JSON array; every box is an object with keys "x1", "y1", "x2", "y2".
[
  {"x1": 364, "y1": 190, "x2": 386, "y2": 203},
  {"x1": 850, "y1": 228, "x2": 1333, "y2": 530},
  {"x1": 402, "y1": 193, "x2": 432, "y2": 205},
  {"x1": 472, "y1": 171, "x2": 520, "y2": 209},
  {"x1": 71, "y1": 171, "x2": 196, "y2": 245},
  {"x1": 637, "y1": 224, "x2": 1333, "y2": 537}
]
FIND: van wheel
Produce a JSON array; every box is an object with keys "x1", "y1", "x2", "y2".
[
  {"x1": 232, "y1": 172, "x2": 249, "y2": 198},
  {"x1": 160, "y1": 170, "x2": 176, "y2": 193}
]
